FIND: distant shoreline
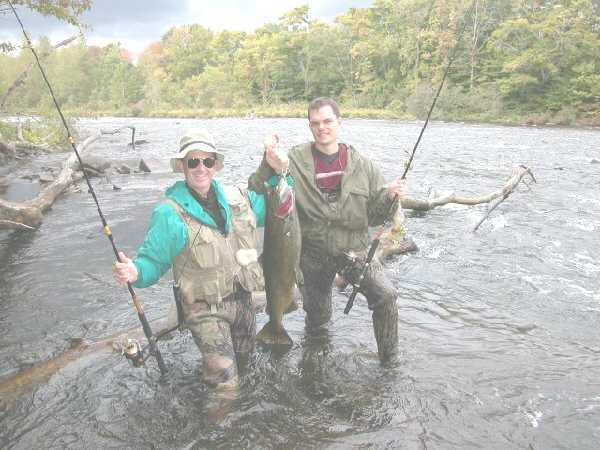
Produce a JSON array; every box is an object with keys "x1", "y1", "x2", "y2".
[
  {"x1": 2, "y1": 107, "x2": 600, "y2": 130},
  {"x1": 75, "y1": 106, "x2": 600, "y2": 129}
]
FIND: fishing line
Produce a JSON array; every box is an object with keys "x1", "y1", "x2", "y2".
[{"x1": 7, "y1": 0, "x2": 168, "y2": 376}]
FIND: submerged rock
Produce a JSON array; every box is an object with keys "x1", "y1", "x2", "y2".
[
  {"x1": 79, "y1": 154, "x2": 111, "y2": 173},
  {"x1": 138, "y1": 158, "x2": 170, "y2": 173}
]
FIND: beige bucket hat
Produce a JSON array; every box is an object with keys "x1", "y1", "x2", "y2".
[{"x1": 170, "y1": 128, "x2": 225, "y2": 172}]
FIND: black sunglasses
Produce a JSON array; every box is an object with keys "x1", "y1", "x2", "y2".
[{"x1": 186, "y1": 157, "x2": 216, "y2": 169}]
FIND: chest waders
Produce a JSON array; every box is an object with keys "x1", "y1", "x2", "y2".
[{"x1": 163, "y1": 189, "x2": 264, "y2": 329}]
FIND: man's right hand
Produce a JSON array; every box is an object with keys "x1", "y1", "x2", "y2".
[
  {"x1": 264, "y1": 134, "x2": 289, "y2": 174},
  {"x1": 112, "y1": 251, "x2": 138, "y2": 286}
]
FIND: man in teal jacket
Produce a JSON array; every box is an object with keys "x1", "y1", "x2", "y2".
[{"x1": 113, "y1": 128, "x2": 273, "y2": 392}]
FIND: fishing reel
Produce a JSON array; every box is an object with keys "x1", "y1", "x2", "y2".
[
  {"x1": 335, "y1": 251, "x2": 364, "y2": 281},
  {"x1": 117, "y1": 335, "x2": 170, "y2": 370},
  {"x1": 121, "y1": 338, "x2": 145, "y2": 368}
]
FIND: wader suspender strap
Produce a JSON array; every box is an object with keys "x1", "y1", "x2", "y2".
[{"x1": 163, "y1": 198, "x2": 201, "y2": 330}]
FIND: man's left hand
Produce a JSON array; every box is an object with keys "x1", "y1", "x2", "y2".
[
  {"x1": 264, "y1": 134, "x2": 289, "y2": 174},
  {"x1": 386, "y1": 177, "x2": 408, "y2": 199}
]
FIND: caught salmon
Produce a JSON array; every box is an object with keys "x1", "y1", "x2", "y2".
[{"x1": 257, "y1": 174, "x2": 301, "y2": 346}]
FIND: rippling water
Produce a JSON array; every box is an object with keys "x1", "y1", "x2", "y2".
[{"x1": 1, "y1": 117, "x2": 599, "y2": 449}]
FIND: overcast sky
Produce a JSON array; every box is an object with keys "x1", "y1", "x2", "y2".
[{"x1": 1, "y1": 0, "x2": 373, "y2": 56}]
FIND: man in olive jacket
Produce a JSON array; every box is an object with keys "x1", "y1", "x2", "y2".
[{"x1": 249, "y1": 97, "x2": 408, "y2": 362}]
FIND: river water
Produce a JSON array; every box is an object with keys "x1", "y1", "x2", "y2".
[{"x1": 1, "y1": 117, "x2": 599, "y2": 449}]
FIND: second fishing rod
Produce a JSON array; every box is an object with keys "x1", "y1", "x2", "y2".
[
  {"x1": 7, "y1": 0, "x2": 168, "y2": 376},
  {"x1": 343, "y1": 1, "x2": 474, "y2": 314}
]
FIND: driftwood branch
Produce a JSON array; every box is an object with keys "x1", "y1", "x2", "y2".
[
  {"x1": 399, "y1": 165, "x2": 536, "y2": 211},
  {"x1": 472, "y1": 165, "x2": 536, "y2": 232},
  {"x1": 100, "y1": 126, "x2": 136, "y2": 147},
  {"x1": 0, "y1": 138, "x2": 56, "y2": 156},
  {"x1": 378, "y1": 165, "x2": 536, "y2": 258},
  {"x1": 0, "y1": 34, "x2": 80, "y2": 110},
  {"x1": 0, "y1": 127, "x2": 136, "y2": 230},
  {"x1": 0, "y1": 219, "x2": 36, "y2": 230},
  {"x1": 17, "y1": 121, "x2": 25, "y2": 141}
]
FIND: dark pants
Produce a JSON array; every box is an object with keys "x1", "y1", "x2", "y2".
[{"x1": 298, "y1": 247, "x2": 399, "y2": 362}]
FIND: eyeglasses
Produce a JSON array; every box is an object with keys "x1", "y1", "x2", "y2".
[
  {"x1": 309, "y1": 118, "x2": 338, "y2": 129},
  {"x1": 186, "y1": 157, "x2": 216, "y2": 169}
]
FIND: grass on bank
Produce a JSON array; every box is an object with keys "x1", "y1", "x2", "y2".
[{"x1": 4, "y1": 103, "x2": 600, "y2": 128}]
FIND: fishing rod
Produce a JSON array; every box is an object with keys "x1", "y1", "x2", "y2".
[
  {"x1": 7, "y1": 0, "x2": 168, "y2": 376},
  {"x1": 344, "y1": 0, "x2": 475, "y2": 314}
]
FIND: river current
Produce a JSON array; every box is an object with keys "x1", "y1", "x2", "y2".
[{"x1": 1, "y1": 117, "x2": 599, "y2": 449}]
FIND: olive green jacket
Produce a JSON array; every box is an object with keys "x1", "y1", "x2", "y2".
[{"x1": 249, "y1": 142, "x2": 397, "y2": 256}]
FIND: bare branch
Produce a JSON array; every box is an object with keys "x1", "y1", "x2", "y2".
[
  {"x1": 472, "y1": 165, "x2": 536, "y2": 232},
  {"x1": 0, "y1": 219, "x2": 36, "y2": 230},
  {"x1": 400, "y1": 165, "x2": 536, "y2": 211},
  {"x1": 378, "y1": 165, "x2": 536, "y2": 257}
]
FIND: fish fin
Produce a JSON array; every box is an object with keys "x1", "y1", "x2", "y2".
[{"x1": 256, "y1": 321, "x2": 293, "y2": 347}]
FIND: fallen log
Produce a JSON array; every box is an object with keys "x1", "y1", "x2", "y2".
[
  {"x1": 0, "y1": 127, "x2": 136, "y2": 230},
  {"x1": 0, "y1": 318, "x2": 173, "y2": 411},
  {"x1": 1, "y1": 117, "x2": 73, "y2": 156}
]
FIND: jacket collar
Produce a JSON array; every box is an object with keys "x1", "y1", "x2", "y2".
[
  {"x1": 166, "y1": 180, "x2": 231, "y2": 232},
  {"x1": 293, "y1": 142, "x2": 360, "y2": 199}
]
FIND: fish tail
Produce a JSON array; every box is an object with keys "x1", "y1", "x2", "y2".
[{"x1": 256, "y1": 321, "x2": 293, "y2": 347}]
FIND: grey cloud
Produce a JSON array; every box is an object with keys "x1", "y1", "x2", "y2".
[
  {"x1": 80, "y1": 0, "x2": 187, "y2": 27},
  {"x1": 1, "y1": 0, "x2": 375, "y2": 53},
  {"x1": 1, "y1": 0, "x2": 188, "y2": 43},
  {"x1": 1, "y1": 5, "x2": 66, "y2": 38}
]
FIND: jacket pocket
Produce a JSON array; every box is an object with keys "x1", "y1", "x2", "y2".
[
  {"x1": 232, "y1": 209, "x2": 257, "y2": 249},
  {"x1": 344, "y1": 187, "x2": 369, "y2": 230},
  {"x1": 189, "y1": 226, "x2": 220, "y2": 268}
]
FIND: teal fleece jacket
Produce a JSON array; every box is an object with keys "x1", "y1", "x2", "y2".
[{"x1": 132, "y1": 179, "x2": 266, "y2": 288}]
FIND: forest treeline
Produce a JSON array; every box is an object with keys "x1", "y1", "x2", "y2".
[{"x1": 1, "y1": 0, "x2": 599, "y2": 125}]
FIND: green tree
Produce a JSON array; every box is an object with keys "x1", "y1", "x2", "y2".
[
  {"x1": 335, "y1": 7, "x2": 379, "y2": 106},
  {"x1": 487, "y1": 0, "x2": 600, "y2": 111},
  {"x1": 87, "y1": 44, "x2": 144, "y2": 109},
  {"x1": 2, "y1": 0, "x2": 598, "y2": 121},
  {"x1": 137, "y1": 42, "x2": 171, "y2": 109},
  {"x1": 160, "y1": 25, "x2": 215, "y2": 81},
  {"x1": 237, "y1": 25, "x2": 287, "y2": 105}
]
